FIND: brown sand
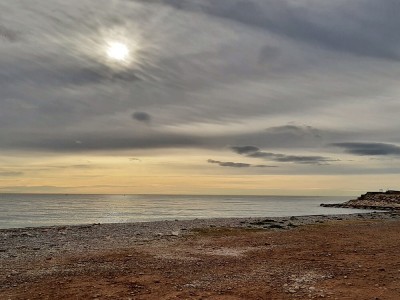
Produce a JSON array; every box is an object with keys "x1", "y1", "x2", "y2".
[{"x1": 1, "y1": 215, "x2": 400, "y2": 299}]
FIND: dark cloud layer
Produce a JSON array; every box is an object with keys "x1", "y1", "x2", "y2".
[
  {"x1": 8, "y1": 132, "x2": 201, "y2": 152},
  {"x1": 331, "y1": 142, "x2": 400, "y2": 156},
  {"x1": 231, "y1": 146, "x2": 335, "y2": 165},
  {"x1": 207, "y1": 159, "x2": 275, "y2": 168}
]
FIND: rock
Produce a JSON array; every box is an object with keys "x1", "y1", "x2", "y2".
[
  {"x1": 269, "y1": 224, "x2": 284, "y2": 229},
  {"x1": 251, "y1": 219, "x2": 276, "y2": 225},
  {"x1": 322, "y1": 191, "x2": 400, "y2": 211}
]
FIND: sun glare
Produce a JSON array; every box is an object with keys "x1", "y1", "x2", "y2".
[{"x1": 106, "y1": 42, "x2": 130, "y2": 61}]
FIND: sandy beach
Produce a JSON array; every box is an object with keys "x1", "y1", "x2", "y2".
[{"x1": 1, "y1": 212, "x2": 400, "y2": 299}]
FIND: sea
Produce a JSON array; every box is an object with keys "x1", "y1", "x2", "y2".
[{"x1": 0, "y1": 194, "x2": 372, "y2": 229}]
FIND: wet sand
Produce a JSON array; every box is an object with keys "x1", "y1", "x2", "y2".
[{"x1": 1, "y1": 212, "x2": 400, "y2": 299}]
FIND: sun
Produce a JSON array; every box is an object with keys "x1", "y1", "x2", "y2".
[{"x1": 106, "y1": 42, "x2": 130, "y2": 61}]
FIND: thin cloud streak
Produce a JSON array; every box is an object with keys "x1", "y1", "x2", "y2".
[
  {"x1": 231, "y1": 146, "x2": 336, "y2": 165},
  {"x1": 331, "y1": 142, "x2": 400, "y2": 156},
  {"x1": 207, "y1": 159, "x2": 276, "y2": 168}
]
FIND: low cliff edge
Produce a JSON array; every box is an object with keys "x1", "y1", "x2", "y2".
[{"x1": 321, "y1": 190, "x2": 400, "y2": 210}]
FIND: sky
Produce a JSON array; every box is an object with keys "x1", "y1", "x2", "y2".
[{"x1": 1, "y1": 0, "x2": 400, "y2": 195}]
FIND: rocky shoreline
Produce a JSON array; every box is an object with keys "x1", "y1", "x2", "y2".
[
  {"x1": 1, "y1": 212, "x2": 399, "y2": 259},
  {"x1": 321, "y1": 190, "x2": 400, "y2": 211},
  {"x1": 1, "y1": 212, "x2": 398, "y2": 257}
]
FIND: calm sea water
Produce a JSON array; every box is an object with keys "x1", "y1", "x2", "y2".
[{"x1": 0, "y1": 194, "x2": 369, "y2": 229}]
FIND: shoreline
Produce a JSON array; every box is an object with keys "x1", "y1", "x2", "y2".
[
  {"x1": 1, "y1": 212, "x2": 397, "y2": 254},
  {"x1": 0, "y1": 194, "x2": 362, "y2": 231},
  {"x1": 2, "y1": 211, "x2": 400, "y2": 299},
  {"x1": 0, "y1": 209, "x2": 389, "y2": 232},
  {"x1": 0, "y1": 206, "x2": 382, "y2": 231}
]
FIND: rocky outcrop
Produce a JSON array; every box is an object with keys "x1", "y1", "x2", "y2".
[{"x1": 321, "y1": 190, "x2": 400, "y2": 210}]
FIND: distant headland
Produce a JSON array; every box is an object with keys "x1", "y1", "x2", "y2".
[{"x1": 321, "y1": 190, "x2": 400, "y2": 211}]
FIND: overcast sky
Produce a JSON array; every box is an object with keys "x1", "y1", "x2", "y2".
[{"x1": 1, "y1": 0, "x2": 400, "y2": 195}]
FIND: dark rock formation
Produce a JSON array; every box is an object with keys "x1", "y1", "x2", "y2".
[{"x1": 321, "y1": 190, "x2": 400, "y2": 211}]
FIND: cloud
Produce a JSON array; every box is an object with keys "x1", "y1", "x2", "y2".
[
  {"x1": 250, "y1": 152, "x2": 335, "y2": 165},
  {"x1": 0, "y1": 62, "x2": 139, "y2": 88},
  {"x1": 265, "y1": 125, "x2": 322, "y2": 138},
  {"x1": 231, "y1": 145, "x2": 335, "y2": 165},
  {"x1": 0, "y1": 171, "x2": 23, "y2": 176},
  {"x1": 0, "y1": 185, "x2": 67, "y2": 193},
  {"x1": 258, "y1": 45, "x2": 281, "y2": 64},
  {"x1": 0, "y1": 25, "x2": 19, "y2": 42},
  {"x1": 231, "y1": 146, "x2": 260, "y2": 154},
  {"x1": 208, "y1": 159, "x2": 251, "y2": 168},
  {"x1": 5, "y1": 131, "x2": 202, "y2": 152},
  {"x1": 158, "y1": 0, "x2": 400, "y2": 61},
  {"x1": 132, "y1": 112, "x2": 151, "y2": 123},
  {"x1": 129, "y1": 157, "x2": 142, "y2": 161},
  {"x1": 331, "y1": 142, "x2": 400, "y2": 156},
  {"x1": 0, "y1": 0, "x2": 399, "y2": 178},
  {"x1": 53, "y1": 164, "x2": 93, "y2": 169},
  {"x1": 207, "y1": 159, "x2": 276, "y2": 168}
]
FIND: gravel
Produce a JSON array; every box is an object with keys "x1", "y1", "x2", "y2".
[{"x1": 1, "y1": 211, "x2": 399, "y2": 260}]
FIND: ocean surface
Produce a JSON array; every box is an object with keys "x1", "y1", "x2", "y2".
[{"x1": 0, "y1": 194, "x2": 372, "y2": 229}]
